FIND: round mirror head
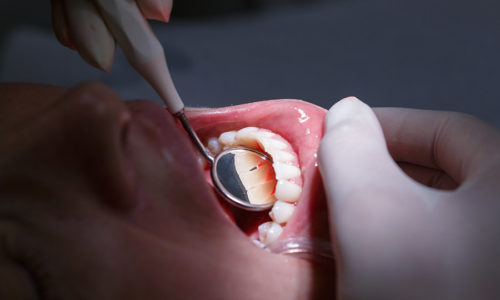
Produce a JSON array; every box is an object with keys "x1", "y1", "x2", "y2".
[{"x1": 211, "y1": 147, "x2": 276, "y2": 211}]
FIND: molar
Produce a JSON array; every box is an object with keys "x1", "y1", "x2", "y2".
[
  {"x1": 269, "y1": 201, "x2": 295, "y2": 224},
  {"x1": 258, "y1": 221, "x2": 283, "y2": 245},
  {"x1": 274, "y1": 180, "x2": 302, "y2": 203}
]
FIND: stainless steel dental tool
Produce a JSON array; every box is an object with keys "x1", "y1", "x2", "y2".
[
  {"x1": 176, "y1": 113, "x2": 275, "y2": 211},
  {"x1": 110, "y1": 3, "x2": 275, "y2": 211}
]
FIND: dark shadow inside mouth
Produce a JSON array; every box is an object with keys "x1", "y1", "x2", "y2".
[{"x1": 213, "y1": 189, "x2": 271, "y2": 238}]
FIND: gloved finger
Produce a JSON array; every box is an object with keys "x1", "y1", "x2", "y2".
[
  {"x1": 318, "y1": 98, "x2": 448, "y2": 298},
  {"x1": 50, "y1": 0, "x2": 75, "y2": 50},
  {"x1": 397, "y1": 162, "x2": 458, "y2": 190},
  {"x1": 63, "y1": 0, "x2": 115, "y2": 71},
  {"x1": 319, "y1": 97, "x2": 417, "y2": 206},
  {"x1": 136, "y1": 0, "x2": 173, "y2": 22},
  {"x1": 374, "y1": 107, "x2": 500, "y2": 184}
]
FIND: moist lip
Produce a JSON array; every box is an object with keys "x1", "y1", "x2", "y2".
[{"x1": 185, "y1": 100, "x2": 331, "y2": 246}]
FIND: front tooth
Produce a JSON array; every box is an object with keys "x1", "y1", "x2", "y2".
[
  {"x1": 273, "y1": 162, "x2": 301, "y2": 180},
  {"x1": 274, "y1": 180, "x2": 302, "y2": 203},
  {"x1": 258, "y1": 221, "x2": 283, "y2": 245},
  {"x1": 219, "y1": 131, "x2": 237, "y2": 146},
  {"x1": 269, "y1": 201, "x2": 295, "y2": 224}
]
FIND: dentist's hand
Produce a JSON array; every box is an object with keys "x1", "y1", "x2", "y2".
[
  {"x1": 51, "y1": 0, "x2": 172, "y2": 71},
  {"x1": 319, "y1": 97, "x2": 500, "y2": 299}
]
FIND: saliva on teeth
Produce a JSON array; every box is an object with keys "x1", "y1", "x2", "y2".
[{"x1": 206, "y1": 127, "x2": 303, "y2": 246}]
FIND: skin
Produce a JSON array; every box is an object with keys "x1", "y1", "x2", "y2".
[
  {"x1": 319, "y1": 97, "x2": 500, "y2": 299},
  {"x1": 0, "y1": 82, "x2": 334, "y2": 299}
]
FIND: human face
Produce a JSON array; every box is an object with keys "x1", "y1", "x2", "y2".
[{"x1": 0, "y1": 82, "x2": 334, "y2": 299}]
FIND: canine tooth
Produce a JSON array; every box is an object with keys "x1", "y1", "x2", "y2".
[
  {"x1": 274, "y1": 180, "x2": 302, "y2": 203},
  {"x1": 273, "y1": 162, "x2": 301, "y2": 180},
  {"x1": 207, "y1": 137, "x2": 221, "y2": 154},
  {"x1": 269, "y1": 201, "x2": 295, "y2": 224},
  {"x1": 219, "y1": 131, "x2": 237, "y2": 146},
  {"x1": 258, "y1": 221, "x2": 283, "y2": 245}
]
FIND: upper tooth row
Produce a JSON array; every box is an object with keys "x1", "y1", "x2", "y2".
[{"x1": 215, "y1": 127, "x2": 303, "y2": 246}]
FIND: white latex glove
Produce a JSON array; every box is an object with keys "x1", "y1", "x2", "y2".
[
  {"x1": 319, "y1": 97, "x2": 500, "y2": 299},
  {"x1": 51, "y1": 0, "x2": 172, "y2": 72}
]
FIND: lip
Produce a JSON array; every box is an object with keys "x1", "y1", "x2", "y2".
[
  {"x1": 125, "y1": 98, "x2": 331, "y2": 249},
  {"x1": 186, "y1": 100, "x2": 331, "y2": 245}
]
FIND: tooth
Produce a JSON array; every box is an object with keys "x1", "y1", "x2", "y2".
[
  {"x1": 207, "y1": 137, "x2": 221, "y2": 154},
  {"x1": 219, "y1": 131, "x2": 237, "y2": 146},
  {"x1": 196, "y1": 152, "x2": 207, "y2": 169},
  {"x1": 269, "y1": 201, "x2": 295, "y2": 224},
  {"x1": 257, "y1": 130, "x2": 275, "y2": 138},
  {"x1": 258, "y1": 221, "x2": 283, "y2": 245},
  {"x1": 260, "y1": 138, "x2": 287, "y2": 150},
  {"x1": 267, "y1": 149, "x2": 295, "y2": 162},
  {"x1": 235, "y1": 131, "x2": 260, "y2": 148},
  {"x1": 252, "y1": 239, "x2": 268, "y2": 249},
  {"x1": 273, "y1": 162, "x2": 301, "y2": 180},
  {"x1": 274, "y1": 180, "x2": 302, "y2": 203}
]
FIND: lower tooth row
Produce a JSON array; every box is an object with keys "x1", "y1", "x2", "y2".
[{"x1": 209, "y1": 127, "x2": 303, "y2": 246}]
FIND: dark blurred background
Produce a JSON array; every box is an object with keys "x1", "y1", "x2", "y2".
[{"x1": 1, "y1": 0, "x2": 499, "y2": 128}]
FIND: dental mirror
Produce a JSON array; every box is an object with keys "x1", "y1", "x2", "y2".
[{"x1": 176, "y1": 111, "x2": 275, "y2": 212}]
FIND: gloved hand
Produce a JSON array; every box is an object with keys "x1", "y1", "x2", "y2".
[
  {"x1": 50, "y1": 0, "x2": 172, "y2": 71},
  {"x1": 319, "y1": 97, "x2": 500, "y2": 299}
]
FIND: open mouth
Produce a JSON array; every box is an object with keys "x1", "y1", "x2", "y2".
[{"x1": 186, "y1": 99, "x2": 332, "y2": 255}]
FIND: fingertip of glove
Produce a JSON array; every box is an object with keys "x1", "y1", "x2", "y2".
[{"x1": 324, "y1": 96, "x2": 370, "y2": 131}]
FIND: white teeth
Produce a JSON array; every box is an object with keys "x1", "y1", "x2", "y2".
[
  {"x1": 260, "y1": 138, "x2": 287, "y2": 150},
  {"x1": 212, "y1": 126, "x2": 303, "y2": 246},
  {"x1": 235, "y1": 131, "x2": 260, "y2": 148},
  {"x1": 218, "y1": 131, "x2": 237, "y2": 146},
  {"x1": 273, "y1": 162, "x2": 301, "y2": 180},
  {"x1": 196, "y1": 152, "x2": 208, "y2": 169},
  {"x1": 207, "y1": 137, "x2": 221, "y2": 154},
  {"x1": 258, "y1": 221, "x2": 283, "y2": 245},
  {"x1": 274, "y1": 180, "x2": 302, "y2": 203},
  {"x1": 266, "y1": 149, "x2": 295, "y2": 162},
  {"x1": 238, "y1": 127, "x2": 259, "y2": 134},
  {"x1": 269, "y1": 201, "x2": 295, "y2": 224}
]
